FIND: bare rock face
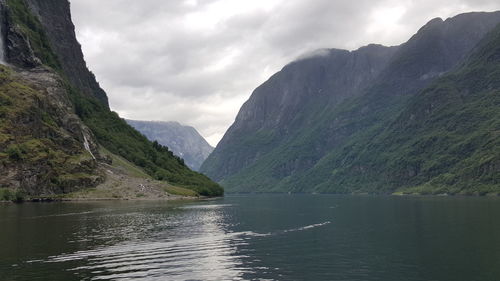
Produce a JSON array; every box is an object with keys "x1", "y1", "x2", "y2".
[
  {"x1": 10, "y1": 0, "x2": 109, "y2": 106},
  {"x1": 4, "y1": 25, "x2": 41, "y2": 67},
  {"x1": 0, "y1": 1, "x2": 40, "y2": 67},
  {"x1": 126, "y1": 120, "x2": 214, "y2": 171}
]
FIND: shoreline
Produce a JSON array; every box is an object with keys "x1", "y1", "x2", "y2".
[
  {"x1": 0, "y1": 195, "x2": 222, "y2": 204},
  {"x1": 224, "y1": 192, "x2": 500, "y2": 197},
  {"x1": 3, "y1": 192, "x2": 497, "y2": 204}
]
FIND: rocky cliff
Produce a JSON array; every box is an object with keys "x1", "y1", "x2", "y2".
[
  {"x1": 0, "y1": 0, "x2": 222, "y2": 198},
  {"x1": 201, "y1": 11, "x2": 500, "y2": 195},
  {"x1": 202, "y1": 44, "x2": 399, "y2": 182},
  {"x1": 0, "y1": 64, "x2": 102, "y2": 194},
  {"x1": 126, "y1": 120, "x2": 213, "y2": 171},
  {"x1": 0, "y1": 0, "x2": 103, "y2": 194},
  {"x1": 22, "y1": 0, "x2": 108, "y2": 105}
]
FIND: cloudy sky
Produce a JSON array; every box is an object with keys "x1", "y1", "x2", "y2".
[{"x1": 70, "y1": 0, "x2": 500, "y2": 146}]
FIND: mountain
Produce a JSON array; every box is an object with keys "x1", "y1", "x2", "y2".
[
  {"x1": 0, "y1": 0, "x2": 222, "y2": 198},
  {"x1": 200, "y1": 11, "x2": 500, "y2": 195},
  {"x1": 126, "y1": 120, "x2": 214, "y2": 171}
]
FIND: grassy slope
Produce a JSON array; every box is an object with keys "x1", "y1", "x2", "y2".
[
  {"x1": 99, "y1": 146, "x2": 198, "y2": 197},
  {"x1": 4, "y1": 0, "x2": 222, "y2": 196},
  {"x1": 65, "y1": 147, "x2": 199, "y2": 199}
]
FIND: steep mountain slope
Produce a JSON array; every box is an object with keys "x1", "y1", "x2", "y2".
[
  {"x1": 202, "y1": 44, "x2": 399, "y2": 181},
  {"x1": 0, "y1": 0, "x2": 222, "y2": 197},
  {"x1": 0, "y1": 64, "x2": 102, "y2": 195},
  {"x1": 201, "y1": 11, "x2": 500, "y2": 194},
  {"x1": 24, "y1": 0, "x2": 108, "y2": 105},
  {"x1": 126, "y1": 120, "x2": 214, "y2": 171},
  {"x1": 287, "y1": 23, "x2": 500, "y2": 195}
]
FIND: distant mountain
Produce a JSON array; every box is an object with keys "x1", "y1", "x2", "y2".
[
  {"x1": 201, "y1": 11, "x2": 500, "y2": 195},
  {"x1": 126, "y1": 120, "x2": 213, "y2": 171}
]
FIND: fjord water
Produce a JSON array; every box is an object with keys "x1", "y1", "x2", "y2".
[{"x1": 1, "y1": 195, "x2": 499, "y2": 281}]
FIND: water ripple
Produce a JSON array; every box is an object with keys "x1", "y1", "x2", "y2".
[
  {"x1": 31, "y1": 230, "x2": 262, "y2": 281},
  {"x1": 26, "y1": 220, "x2": 332, "y2": 280},
  {"x1": 22, "y1": 198, "x2": 332, "y2": 281}
]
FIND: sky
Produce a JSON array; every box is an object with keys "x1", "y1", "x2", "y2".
[{"x1": 70, "y1": 0, "x2": 500, "y2": 146}]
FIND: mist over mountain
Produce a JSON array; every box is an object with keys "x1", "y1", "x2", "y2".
[{"x1": 201, "y1": 11, "x2": 500, "y2": 195}]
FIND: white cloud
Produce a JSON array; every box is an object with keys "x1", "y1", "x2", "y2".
[{"x1": 69, "y1": 0, "x2": 500, "y2": 146}]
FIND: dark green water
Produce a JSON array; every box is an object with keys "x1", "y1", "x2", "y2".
[{"x1": 0, "y1": 195, "x2": 499, "y2": 281}]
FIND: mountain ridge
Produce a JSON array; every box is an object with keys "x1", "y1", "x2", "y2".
[
  {"x1": 201, "y1": 11, "x2": 500, "y2": 195},
  {"x1": 126, "y1": 119, "x2": 214, "y2": 171}
]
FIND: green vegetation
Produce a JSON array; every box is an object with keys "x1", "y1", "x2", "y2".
[
  {"x1": 306, "y1": 26, "x2": 500, "y2": 195},
  {"x1": 0, "y1": 188, "x2": 14, "y2": 201},
  {"x1": 71, "y1": 90, "x2": 222, "y2": 196},
  {"x1": 163, "y1": 185, "x2": 199, "y2": 197},
  {"x1": 0, "y1": 188, "x2": 26, "y2": 202},
  {"x1": 99, "y1": 147, "x2": 150, "y2": 179}
]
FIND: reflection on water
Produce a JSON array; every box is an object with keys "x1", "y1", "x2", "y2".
[
  {"x1": 1, "y1": 195, "x2": 500, "y2": 281},
  {"x1": 0, "y1": 200, "x2": 280, "y2": 281},
  {"x1": 27, "y1": 202, "x2": 332, "y2": 281},
  {"x1": 39, "y1": 210, "x2": 254, "y2": 280}
]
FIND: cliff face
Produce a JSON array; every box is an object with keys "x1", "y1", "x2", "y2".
[
  {"x1": 126, "y1": 120, "x2": 214, "y2": 171},
  {"x1": 201, "y1": 11, "x2": 500, "y2": 194},
  {"x1": 15, "y1": 0, "x2": 109, "y2": 106},
  {"x1": 0, "y1": 0, "x2": 103, "y2": 194},
  {"x1": 203, "y1": 44, "x2": 399, "y2": 181},
  {"x1": 0, "y1": 0, "x2": 223, "y2": 197}
]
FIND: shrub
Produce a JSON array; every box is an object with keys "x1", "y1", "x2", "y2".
[
  {"x1": 0, "y1": 188, "x2": 14, "y2": 201},
  {"x1": 7, "y1": 145, "x2": 23, "y2": 161}
]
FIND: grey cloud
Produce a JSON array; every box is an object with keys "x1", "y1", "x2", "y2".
[{"x1": 69, "y1": 0, "x2": 500, "y2": 145}]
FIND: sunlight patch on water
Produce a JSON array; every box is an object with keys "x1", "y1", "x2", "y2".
[
  {"x1": 31, "y1": 230, "x2": 259, "y2": 281},
  {"x1": 19, "y1": 200, "x2": 333, "y2": 281},
  {"x1": 24, "y1": 203, "x2": 264, "y2": 281},
  {"x1": 26, "y1": 215, "x2": 331, "y2": 280}
]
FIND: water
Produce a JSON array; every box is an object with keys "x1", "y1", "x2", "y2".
[{"x1": 0, "y1": 195, "x2": 499, "y2": 281}]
